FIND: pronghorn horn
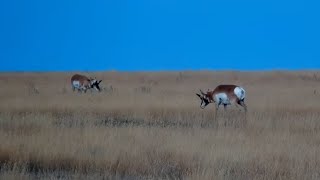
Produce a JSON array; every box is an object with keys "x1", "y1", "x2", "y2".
[{"x1": 200, "y1": 89, "x2": 205, "y2": 95}]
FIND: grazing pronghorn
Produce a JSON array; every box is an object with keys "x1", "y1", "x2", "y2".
[
  {"x1": 71, "y1": 74, "x2": 102, "y2": 93},
  {"x1": 196, "y1": 85, "x2": 247, "y2": 114}
]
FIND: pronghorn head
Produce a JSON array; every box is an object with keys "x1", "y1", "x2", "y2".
[
  {"x1": 196, "y1": 89, "x2": 211, "y2": 109},
  {"x1": 89, "y1": 77, "x2": 102, "y2": 92}
]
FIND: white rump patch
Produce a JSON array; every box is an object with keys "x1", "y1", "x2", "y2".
[
  {"x1": 214, "y1": 93, "x2": 230, "y2": 105},
  {"x1": 234, "y1": 87, "x2": 246, "y2": 100},
  {"x1": 72, "y1": 80, "x2": 83, "y2": 90}
]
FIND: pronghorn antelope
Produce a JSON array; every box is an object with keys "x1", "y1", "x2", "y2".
[
  {"x1": 71, "y1": 74, "x2": 102, "y2": 93},
  {"x1": 196, "y1": 85, "x2": 247, "y2": 114}
]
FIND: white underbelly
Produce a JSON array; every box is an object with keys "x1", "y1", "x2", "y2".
[
  {"x1": 214, "y1": 93, "x2": 231, "y2": 105},
  {"x1": 72, "y1": 81, "x2": 82, "y2": 89}
]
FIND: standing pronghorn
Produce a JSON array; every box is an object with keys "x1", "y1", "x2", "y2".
[
  {"x1": 71, "y1": 74, "x2": 102, "y2": 93},
  {"x1": 196, "y1": 85, "x2": 247, "y2": 114}
]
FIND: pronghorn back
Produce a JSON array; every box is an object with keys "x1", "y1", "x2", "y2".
[
  {"x1": 71, "y1": 74, "x2": 90, "y2": 83},
  {"x1": 213, "y1": 85, "x2": 238, "y2": 94},
  {"x1": 213, "y1": 85, "x2": 245, "y2": 101}
]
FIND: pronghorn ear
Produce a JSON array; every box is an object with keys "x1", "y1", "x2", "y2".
[{"x1": 98, "y1": 80, "x2": 102, "y2": 83}]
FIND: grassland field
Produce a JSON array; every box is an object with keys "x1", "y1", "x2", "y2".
[{"x1": 1, "y1": 71, "x2": 320, "y2": 180}]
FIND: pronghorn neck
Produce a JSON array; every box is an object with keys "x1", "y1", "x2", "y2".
[
  {"x1": 203, "y1": 90, "x2": 215, "y2": 103},
  {"x1": 208, "y1": 92, "x2": 216, "y2": 102}
]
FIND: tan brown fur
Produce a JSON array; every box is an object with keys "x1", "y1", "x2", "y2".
[
  {"x1": 71, "y1": 74, "x2": 91, "y2": 90},
  {"x1": 204, "y1": 85, "x2": 239, "y2": 102}
]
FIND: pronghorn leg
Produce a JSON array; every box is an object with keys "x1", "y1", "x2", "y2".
[
  {"x1": 214, "y1": 101, "x2": 221, "y2": 119},
  {"x1": 238, "y1": 100, "x2": 248, "y2": 127},
  {"x1": 234, "y1": 103, "x2": 242, "y2": 112},
  {"x1": 241, "y1": 101, "x2": 247, "y2": 113},
  {"x1": 215, "y1": 102, "x2": 220, "y2": 112},
  {"x1": 238, "y1": 100, "x2": 247, "y2": 113},
  {"x1": 223, "y1": 104, "x2": 228, "y2": 126}
]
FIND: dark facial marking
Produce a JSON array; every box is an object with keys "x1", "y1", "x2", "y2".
[
  {"x1": 196, "y1": 93, "x2": 210, "y2": 109},
  {"x1": 91, "y1": 81, "x2": 101, "y2": 91},
  {"x1": 201, "y1": 97, "x2": 210, "y2": 107}
]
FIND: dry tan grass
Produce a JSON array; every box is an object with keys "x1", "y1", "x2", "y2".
[{"x1": 1, "y1": 71, "x2": 320, "y2": 179}]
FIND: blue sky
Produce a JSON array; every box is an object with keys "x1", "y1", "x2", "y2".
[{"x1": 0, "y1": 0, "x2": 319, "y2": 71}]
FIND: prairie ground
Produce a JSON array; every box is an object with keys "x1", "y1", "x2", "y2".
[{"x1": 0, "y1": 71, "x2": 320, "y2": 179}]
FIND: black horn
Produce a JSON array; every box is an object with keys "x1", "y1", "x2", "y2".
[{"x1": 200, "y1": 89, "x2": 205, "y2": 95}]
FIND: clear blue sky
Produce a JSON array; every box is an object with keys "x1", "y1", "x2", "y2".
[{"x1": 0, "y1": 0, "x2": 319, "y2": 71}]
